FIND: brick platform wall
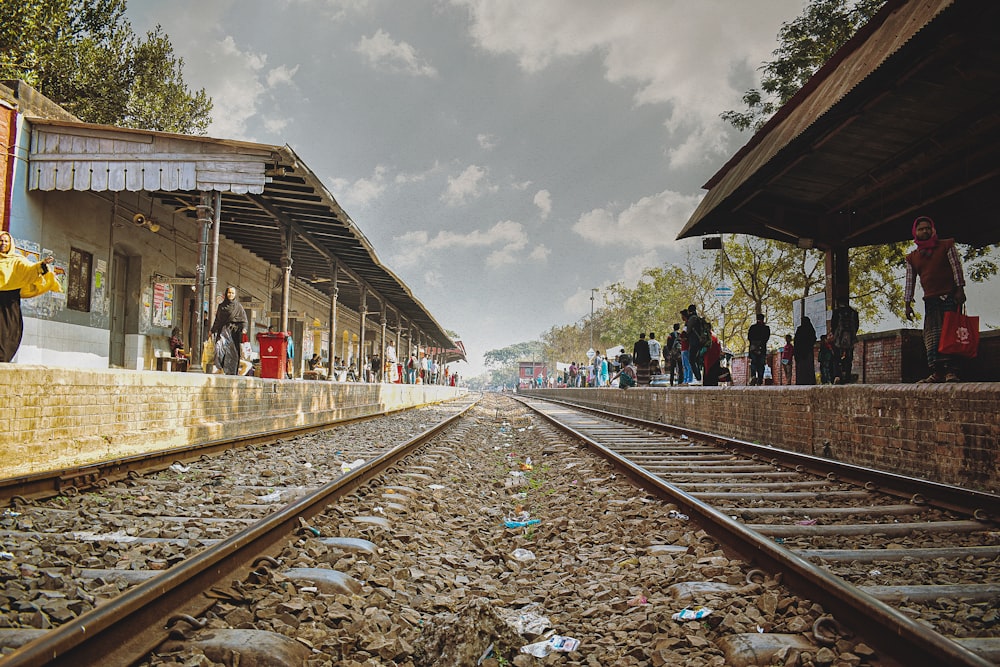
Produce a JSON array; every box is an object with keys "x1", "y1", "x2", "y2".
[
  {"x1": 527, "y1": 384, "x2": 1000, "y2": 494},
  {"x1": 0, "y1": 366, "x2": 465, "y2": 478}
]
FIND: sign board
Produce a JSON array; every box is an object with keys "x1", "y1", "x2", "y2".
[
  {"x1": 151, "y1": 274, "x2": 197, "y2": 286},
  {"x1": 714, "y1": 285, "x2": 734, "y2": 305},
  {"x1": 605, "y1": 345, "x2": 625, "y2": 359},
  {"x1": 793, "y1": 293, "x2": 828, "y2": 337},
  {"x1": 586, "y1": 348, "x2": 596, "y2": 360}
]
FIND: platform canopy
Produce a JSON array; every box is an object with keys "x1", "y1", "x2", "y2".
[
  {"x1": 26, "y1": 117, "x2": 463, "y2": 360},
  {"x1": 678, "y1": 0, "x2": 1000, "y2": 250}
]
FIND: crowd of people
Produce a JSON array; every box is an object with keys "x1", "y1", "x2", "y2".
[
  {"x1": 561, "y1": 304, "x2": 733, "y2": 389},
  {"x1": 551, "y1": 216, "x2": 968, "y2": 387}
]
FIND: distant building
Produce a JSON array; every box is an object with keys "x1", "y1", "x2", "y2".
[{"x1": 518, "y1": 361, "x2": 547, "y2": 387}]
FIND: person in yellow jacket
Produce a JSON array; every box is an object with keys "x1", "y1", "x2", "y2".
[{"x1": 0, "y1": 231, "x2": 61, "y2": 362}]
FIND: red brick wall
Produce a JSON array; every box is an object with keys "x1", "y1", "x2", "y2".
[
  {"x1": 529, "y1": 383, "x2": 1000, "y2": 494},
  {"x1": 1, "y1": 104, "x2": 14, "y2": 229}
]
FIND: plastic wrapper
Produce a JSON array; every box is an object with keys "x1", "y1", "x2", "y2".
[{"x1": 672, "y1": 606, "x2": 712, "y2": 621}]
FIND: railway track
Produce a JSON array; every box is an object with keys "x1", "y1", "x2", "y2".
[
  {"x1": 515, "y1": 394, "x2": 1000, "y2": 667},
  {"x1": 3, "y1": 391, "x2": 995, "y2": 666},
  {"x1": 0, "y1": 398, "x2": 476, "y2": 666}
]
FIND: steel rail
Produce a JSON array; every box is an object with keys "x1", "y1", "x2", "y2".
[
  {"x1": 515, "y1": 395, "x2": 995, "y2": 667},
  {"x1": 0, "y1": 400, "x2": 447, "y2": 505},
  {"x1": 0, "y1": 400, "x2": 476, "y2": 667},
  {"x1": 522, "y1": 394, "x2": 1000, "y2": 518}
]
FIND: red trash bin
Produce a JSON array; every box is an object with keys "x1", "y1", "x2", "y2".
[{"x1": 256, "y1": 333, "x2": 288, "y2": 379}]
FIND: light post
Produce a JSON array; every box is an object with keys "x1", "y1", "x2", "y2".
[{"x1": 590, "y1": 288, "x2": 598, "y2": 352}]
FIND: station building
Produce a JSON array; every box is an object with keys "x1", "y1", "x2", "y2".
[{"x1": 1, "y1": 80, "x2": 464, "y2": 377}]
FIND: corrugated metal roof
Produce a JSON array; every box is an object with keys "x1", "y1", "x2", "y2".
[
  {"x1": 679, "y1": 0, "x2": 1000, "y2": 249},
  {"x1": 26, "y1": 118, "x2": 462, "y2": 357}
]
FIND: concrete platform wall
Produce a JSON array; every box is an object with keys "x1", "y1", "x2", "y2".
[
  {"x1": 526, "y1": 385, "x2": 1000, "y2": 494},
  {"x1": 0, "y1": 365, "x2": 466, "y2": 479}
]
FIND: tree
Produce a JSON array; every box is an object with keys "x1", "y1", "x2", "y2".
[
  {"x1": 720, "y1": 0, "x2": 995, "y2": 315},
  {"x1": 721, "y1": 0, "x2": 885, "y2": 132},
  {"x1": 483, "y1": 340, "x2": 545, "y2": 388},
  {"x1": 0, "y1": 0, "x2": 212, "y2": 134}
]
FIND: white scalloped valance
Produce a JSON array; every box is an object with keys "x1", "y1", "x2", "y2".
[{"x1": 28, "y1": 126, "x2": 269, "y2": 194}]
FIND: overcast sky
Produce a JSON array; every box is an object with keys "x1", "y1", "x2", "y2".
[{"x1": 125, "y1": 0, "x2": 818, "y2": 375}]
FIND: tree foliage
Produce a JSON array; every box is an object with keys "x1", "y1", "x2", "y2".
[
  {"x1": 721, "y1": 0, "x2": 885, "y2": 132},
  {"x1": 480, "y1": 340, "x2": 545, "y2": 388},
  {"x1": 1, "y1": 0, "x2": 212, "y2": 134}
]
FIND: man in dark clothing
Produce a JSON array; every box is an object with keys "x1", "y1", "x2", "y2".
[
  {"x1": 830, "y1": 302, "x2": 859, "y2": 384},
  {"x1": 686, "y1": 305, "x2": 706, "y2": 383},
  {"x1": 665, "y1": 323, "x2": 682, "y2": 386},
  {"x1": 632, "y1": 332, "x2": 651, "y2": 385},
  {"x1": 747, "y1": 313, "x2": 770, "y2": 386}
]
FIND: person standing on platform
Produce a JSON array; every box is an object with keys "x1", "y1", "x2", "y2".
[
  {"x1": 904, "y1": 216, "x2": 966, "y2": 383},
  {"x1": 747, "y1": 313, "x2": 770, "y2": 386},
  {"x1": 648, "y1": 332, "x2": 662, "y2": 376},
  {"x1": 385, "y1": 341, "x2": 397, "y2": 382},
  {"x1": 818, "y1": 334, "x2": 835, "y2": 384},
  {"x1": 419, "y1": 352, "x2": 430, "y2": 383},
  {"x1": 211, "y1": 287, "x2": 247, "y2": 375},
  {"x1": 793, "y1": 316, "x2": 817, "y2": 385},
  {"x1": 599, "y1": 352, "x2": 609, "y2": 387},
  {"x1": 679, "y1": 315, "x2": 693, "y2": 384},
  {"x1": 285, "y1": 332, "x2": 295, "y2": 378},
  {"x1": 780, "y1": 334, "x2": 794, "y2": 385},
  {"x1": 702, "y1": 323, "x2": 723, "y2": 386},
  {"x1": 830, "y1": 302, "x2": 859, "y2": 383},
  {"x1": 0, "y1": 232, "x2": 60, "y2": 362},
  {"x1": 665, "y1": 323, "x2": 682, "y2": 386},
  {"x1": 686, "y1": 305, "x2": 706, "y2": 385},
  {"x1": 632, "y1": 332, "x2": 651, "y2": 385}
]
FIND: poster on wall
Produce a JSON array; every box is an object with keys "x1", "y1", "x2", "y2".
[
  {"x1": 92, "y1": 258, "x2": 108, "y2": 315},
  {"x1": 15, "y1": 238, "x2": 64, "y2": 317},
  {"x1": 152, "y1": 282, "x2": 173, "y2": 327},
  {"x1": 141, "y1": 285, "x2": 152, "y2": 334}
]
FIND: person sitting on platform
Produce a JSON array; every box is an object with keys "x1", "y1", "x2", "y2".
[
  {"x1": 611, "y1": 353, "x2": 637, "y2": 389},
  {"x1": 169, "y1": 327, "x2": 187, "y2": 359}
]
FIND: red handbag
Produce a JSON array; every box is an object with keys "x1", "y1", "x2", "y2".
[{"x1": 938, "y1": 309, "x2": 979, "y2": 358}]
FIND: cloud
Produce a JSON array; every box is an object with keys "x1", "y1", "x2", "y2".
[
  {"x1": 263, "y1": 117, "x2": 290, "y2": 133},
  {"x1": 266, "y1": 64, "x2": 300, "y2": 87},
  {"x1": 533, "y1": 189, "x2": 552, "y2": 219},
  {"x1": 328, "y1": 165, "x2": 388, "y2": 210},
  {"x1": 451, "y1": 0, "x2": 801, "y2": 166},
  {"x1": 200, "y1": 36, "x2": 268, "y2": 139},
  {"x1": 529, "y1": 244, "x2": 551, "y2": 261},
  {"x1": 355, "y1": 29, "x2": 438, "y2": 77},
  {"x1": 477, "y1": 133, "x2": 498, "y2": 150},
  {"x1": 391, "y1": 220, "x2": 529, "y2": 270},
  {"x1": 572, "y1": 189, "x2": 702, "y2": 247},
  {"x1": 423, "y1": 270, "x2": 443, "y2": 288},
  {"x1": 279, "y1": 0, "x2": 371, "y2": 21},
  {"x1": 441, "y1": 164, "x2": 498, "y2": 206}
]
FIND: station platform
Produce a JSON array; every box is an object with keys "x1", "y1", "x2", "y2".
[
  {"x1": 0, "y1": 365, "x2": 465, "y2": 479},
  {"x1": 524, "y1": 384, "x2": 999, "y2": 495}
]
